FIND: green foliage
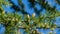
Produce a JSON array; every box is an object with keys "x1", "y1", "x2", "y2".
[{"x1": 0, "y1": 0, "x2": 60, "y2": 34}]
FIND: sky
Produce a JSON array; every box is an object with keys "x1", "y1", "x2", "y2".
[{"x1": 0, "y1": 0, "x2": 60, "y2": 34}]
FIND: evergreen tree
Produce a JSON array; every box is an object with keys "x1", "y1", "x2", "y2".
[{"x1": 0, "y1": 0, "x2": 60, "y2": 34}]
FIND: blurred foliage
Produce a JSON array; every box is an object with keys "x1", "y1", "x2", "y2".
[{"x1": 0, "y1": 0, "x2": 60, "y2": 34}]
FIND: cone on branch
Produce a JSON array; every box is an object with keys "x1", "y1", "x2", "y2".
[
  {"x1": 27, "y1": 14, "x2": 30, "y2": 22},
  {"x1": 32, "y1": 13, "x2": 36, "y2": 18},
  {"x1": 2, "y1": 11, "x2": 5, "y2": 15},
  {"x1": 27, "y1": 14, "x2": 30, "y2": 19},
  {"x1": 45, "y1": 23, "x2": 50, "y2": 29}
]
